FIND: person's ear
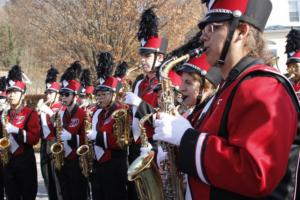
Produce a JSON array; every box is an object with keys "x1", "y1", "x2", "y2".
[
  {"x1": 236, "y1": 23, "x2": 250, "y2": 41},
  {"x1": 157, "y1": 54, "x2": 165, "y2": 62}
]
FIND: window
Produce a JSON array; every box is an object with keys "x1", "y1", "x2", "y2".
[{"x1": 289, "y1": 0, "x2": 300, "y2": 22}]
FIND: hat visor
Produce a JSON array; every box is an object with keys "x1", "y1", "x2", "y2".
[
  {"x1": 139, "y1": 47, "x2": 160, "y2": 55},
  {"x1": 198, "y1": 13, "x2": 232, "y2": 29},
  {"x1": 7, "y1": 86, "x2": 24, "y2": 93},
  {"x1": 59, "y1": 88, "x2": 75, "y2": 94},
  {"x1": 177, "y1": 66, "x2": 203, "y2": 76},
  {"x1": 95, "y1": 86, "x2": 114, "y2": 92},
  {"x1": 287, "y1": 58, "x2": 300, "y2": 65},
  {"x1": 46, "y1": 88, "x2": 59, "y2": 93}
]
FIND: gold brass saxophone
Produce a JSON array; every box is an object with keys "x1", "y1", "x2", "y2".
[
  {"x1": 50, "y1": 112, "x2": 64, "y2": 171},
  {"x1": 0, "y1": 109, "x2": 10, "y2": 165},
  {"x1": 76, "y1": 110, "x2": 94, "y2": 178},
  {"x1": 112, "y1": 107, "x2": 132, "y2": 149},
  {"x1": 159, "y1": 47, "x2": 206, "y2": 200},
  {"x1": 128, "y1": 113, "x2": 164, "y2": 200}
]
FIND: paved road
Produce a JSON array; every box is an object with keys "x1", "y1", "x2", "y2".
[{"x1": 36, "y1": 153, "x2": 49, "y2": 200}]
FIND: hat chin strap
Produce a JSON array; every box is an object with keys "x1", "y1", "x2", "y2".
[
  {"x1": 217, "y1": 17, "x2": 240, "y2": 66},
  {"x1": 151, "y1": 52, "x2": 159, "y2": 72}
]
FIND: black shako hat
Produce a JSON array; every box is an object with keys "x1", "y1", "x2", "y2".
[
  {"x1": 199, "y1": 0, "x2": 272, "y2": 32},
  {"x1": 137, "y1": 8, "x2": 168, "y2": 55}
]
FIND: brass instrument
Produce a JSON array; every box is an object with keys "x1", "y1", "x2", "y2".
[
  {"x1": 0, "y1": 109, "x2": 10, "y2": 165},
  {"x1": 128, "y1": 113, "x2": 164, "y2": 200},
  {"x1": 112, "y1": 108, "x2": 132, "y2": 149},
  {"x1": 159, "y1": 47, "x2": 206, "y2": 200},
  {"x1": 50, "y1": 112, "x2": 64, "y2": 171},
  {"x1": 76, "y1": 110, "x2": 94, "y2": 177}
]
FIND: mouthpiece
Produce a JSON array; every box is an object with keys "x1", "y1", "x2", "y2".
[
  {"x1": 188, "y1": 47, "x2": 207, "y2": 58},
  {"x1": 288, "y1": 74, "x2": 295, "y2": 80}
]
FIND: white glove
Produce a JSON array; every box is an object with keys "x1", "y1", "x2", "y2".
[
  {"x1": 40, "y1": 104, "x2": 54, "y2": 117},
  {"x1": 6, "y1": 123, "x2": 19, "y2": 134},
  {"x1": 140, "y1": 142, "x2": 153, "y2": 156},
  {"x1": 87, "y1": 130, "x2": 97, "y2": 141},
  {"x1": 61, "y1": 129, "x2": 72, "y2": 141},
  {"x1": 153, "y1": 112, "x2": 192, "y2": 146},
  {"x1": 124, "y1": 92, "x2": 142, "y2": 107},
  {"x1": 156, "y1": 145, "x2": 168, "y2": 166}
]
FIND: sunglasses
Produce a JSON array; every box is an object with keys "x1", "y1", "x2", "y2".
[{"x1": 60, "y1": 92, "x2": 72, "y2": 97}]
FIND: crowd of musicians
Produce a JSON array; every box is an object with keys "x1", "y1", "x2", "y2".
[{"x1": 0, "y1": 0, "x2": 300, "y2": 200}]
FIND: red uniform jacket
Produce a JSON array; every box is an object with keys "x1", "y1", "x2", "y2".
[
  {"x1": 132, "y1": 76, "x2": 159, "y2": 142},
  {"x1": 61, "y1": 105, "x2": 86, "y2": 160},
  {"x1": 40, "y1": 101, "x2": 62, "y2": 141},
  {"x1": 133, "y1": 75, "x2": 159, "y2": 108},
  {"x1": 94, "y1": 103, "x2": 129, "y2": 163},
  {"x1": 292, "y1": 82, "x2": 300, "y2": 100},
  {"x1": 0, "y1": 106, "x2": 40, "y2": 157},
  {"x1": 178, "y1": 64, "x2": 297, "y2": 199}
]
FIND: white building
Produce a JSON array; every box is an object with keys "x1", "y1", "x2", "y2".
[{"x1": 265, "y1": 0, "x2": 300, "y2": 73}]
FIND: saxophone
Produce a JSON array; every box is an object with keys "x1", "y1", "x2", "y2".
[
  {"x1": 76, "y1": 110, "x2": 94, "y2": 178},
  {"x1": 159, "y1": 47, "x2": 206, "y2": 200},
  {"x1": 0, "y1": 109, "x2": 10, "y2": 165},
  {"x1": 50, "y1": 112, "x2": 64, "y2": 171},
  {"x1": 111, "y1": 107, "x2": 132, "y2": 149},
  {"x1": 127, "y1": 113, "x2": 164, "y2": 200}
]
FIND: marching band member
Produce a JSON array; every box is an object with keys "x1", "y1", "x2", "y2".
[
  {"x1": 126, "y1": 7, "x2": 169, "y2": 163},
  {"x1": 285, "y1": 28, "x2": 300, "y2": 99},
  {"x1": 1, "y1": 65, "x2": 40, "y2": 200},
  {"x1": 86, "y1": 76, "x2": 128, "y2": 200},
  {"x1": 39, "y1": 66, "x2": 62, "y2": 200},
  {"x1": 56, "y1": 61, "x2": 88, "y2": 200},
  {"x1": 126, "y1": 8, "x2": 180, "y2": 199},
  {"x1": 0, "y1": 76, "x2": 7, "y2": 200},
  {"x1": 132, "y1": 8, "x2": 167, "y2": 108},
  {"x1": 153, "y1": 0, "x2": 298, "y2": 199},
  {"x1": 177, "y1": 54, "x2": 218, "y2": 121}
]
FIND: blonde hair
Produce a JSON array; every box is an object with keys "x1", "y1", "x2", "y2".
[{"x1": 245, "y1": 24, "x2": 273, "y2": 65}]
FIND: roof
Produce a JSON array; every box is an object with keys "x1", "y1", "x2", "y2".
[{"x1": 265, "y1": 25, "x2": 300, "y2": 33}]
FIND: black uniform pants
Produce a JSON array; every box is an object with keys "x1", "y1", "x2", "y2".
[
  {"x1": 4, "y1": 148, "x2": 37, "y2": 200},
  {"x1": 56, "y1": 158, "x2": 88, "y2": 200},
  {"x1": 0, "y1": 164, "x2": 4, "y2": 200},
  {"x1": 91, "y1": 157, "x2": 128, "y2": 200},
  {"x1": 40, "y1": 139, "x2": 62, "y2": 200}
]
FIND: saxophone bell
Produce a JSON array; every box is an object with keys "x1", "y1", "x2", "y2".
[
  {"x1": 76, "y1": 144, "x2": 91, "y2": 178},
  {"x1": 77, "y1": 110, "x2": 94, "y2": 177},
  {"x1": 127, "y1": 113, "x2": 164, "y2": 200},
  {"x1": 50, "y1": 142, "x2": 64, "y2": 170},
  {"x1": 112, "y1": 108, "x2": 132, "y2": 149},
  {"x1": 50, "y1": 112, "x2": 64, "y2": 171},
  {"x1": 0, "y1": 109, "x2": 10, "y2": 165}
]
